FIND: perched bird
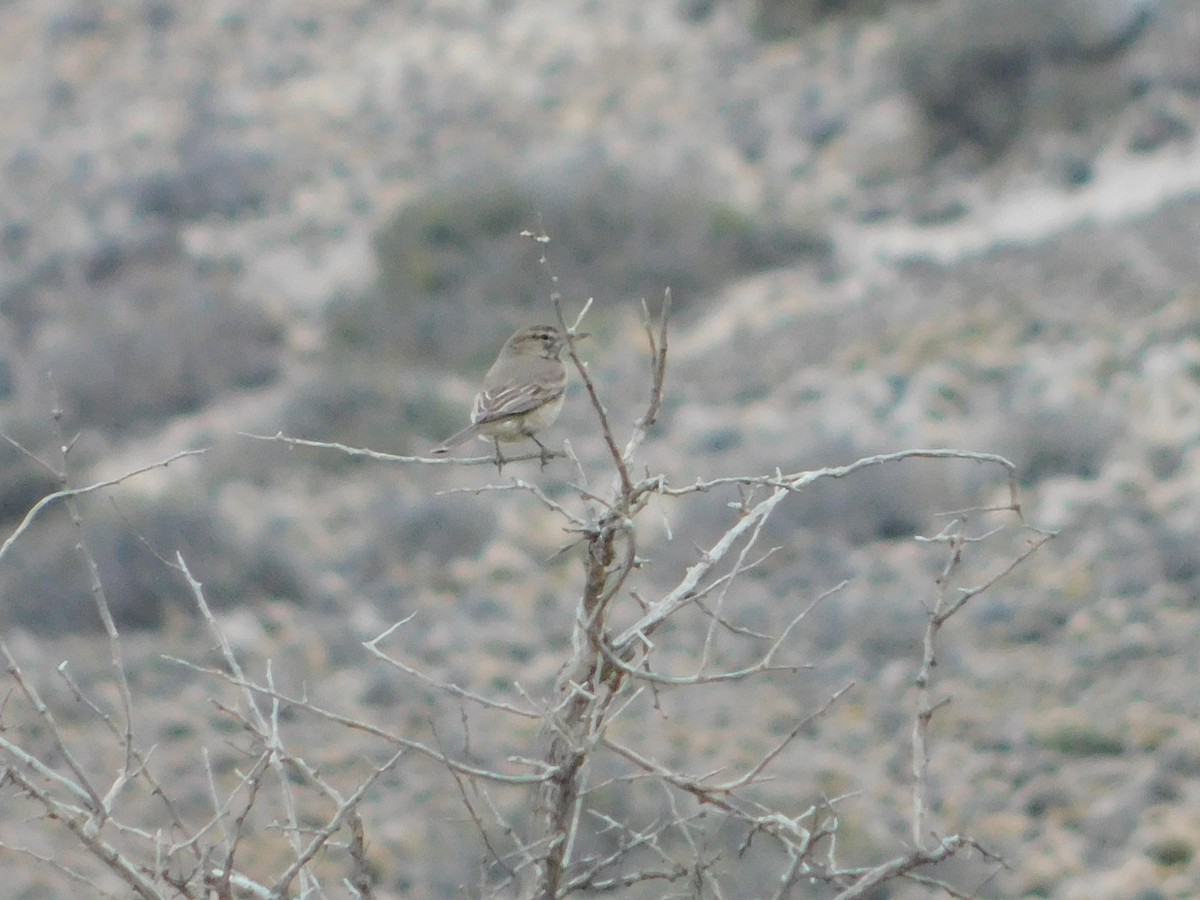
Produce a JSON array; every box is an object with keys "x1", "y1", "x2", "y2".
[{"x1": 431, "y1": 325, "x2": 584, "y2": 463}]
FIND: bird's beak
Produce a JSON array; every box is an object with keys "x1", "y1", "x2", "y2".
[{"x1": 570, "y1": 332, "x2": 590, "y2": 341}]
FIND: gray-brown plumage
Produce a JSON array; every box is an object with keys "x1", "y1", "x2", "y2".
[{"x1": 431, "y1": 325, "x2": 581, "y2": 460}]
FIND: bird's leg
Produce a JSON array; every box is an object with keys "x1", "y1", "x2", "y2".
[
  {"x1": 492, "y1": 439, "x2": 507, "y2": 473},
  {"x1": 530, "y1": 434, "x2": 554, "y2": 469}
]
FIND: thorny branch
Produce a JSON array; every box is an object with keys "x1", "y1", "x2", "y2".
[
  {"x1": 911, "y1": 517, "x2": 1056, "y2": 854},
  {"x1": 242, "y1": 271, "x2": 1045, "y2": 897},
  {"x1": 1, "y1": 274, "x2": 1055, "y2": 900},
  {"x1": 0, "y1": 447, "x2": 205, "y2": 565},
  {"x1": 240, "y1": 431, "x2": 563, "y2": 467}
]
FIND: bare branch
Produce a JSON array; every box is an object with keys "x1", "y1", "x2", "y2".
[
  {"x1": 61, "y1": 502, "x2": 139, "y2": 799},
  {"x1": 364, "y1": 618, "x2": 542, "y2": 718},
  {"x1": 162, "y1": 655, "x2": 552, "y2": 786},
  {"x1": 553, "y1": 296, "x2": 634, "y2": 498},
  {"x1": 54, "y1": 663, "x2": 199, "y2": 859},
  {"x1": 831, "y1": 836, "x2": 985, "y2": 900},
  {"x1": 621, "y1": 289, "x2": 671, "y2": 465},
  {"x1": 269, "y1": 750, "x2": 405, "y2": 897},
  {"x1": 0, "y1": 449, "x2": 205, "y2": 565},
  {"x1": 435, "y1": 478, "x2": 588, "y2": 527},
  {"x1": 642, "y1": 448, "x2": 1022, "y2": 511},
  {"x1": 933, "y1": 529, "x2": 1056, "y2": 626},
  {"x1": 614, "y1": 485, "x2": 792, "y2": 653},
  {"x1": 0, "y1": 837, "x2": 127, "y2": 899},
  {"x1": 432, "y1": 721, "x2": 516, "y2": 883},
  {"x1": 0, "y1": 732, "x2": 94, "y2": 805},
  {"x1": 911, "y1": 515, "x2": 1052, "y2": 850},
  {"x1": 0, "y1": 639, "x2": 108, "y2": 816},
  {"x1": 239, "y1": 431, "x2": 557, "y2": 466},
  {"x1": 697, "y1": 489, "x2": 775, "y2": 675},
  {"x1": 3, "y1": 768, "x2": 167, "y2": 900},
  {"x1": 209, "y1": 749, "x2": 272, "y2": 900}
]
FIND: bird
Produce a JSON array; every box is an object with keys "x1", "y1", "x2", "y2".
[{"x1": 431, "y1": 324, "x2": 584, "y2": 465}]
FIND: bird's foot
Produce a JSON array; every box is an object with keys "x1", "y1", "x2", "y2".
[
  {"x1": 533, "y1": 438, "x2": 554, "y2": 470},
  {"x1": 492, "y1": 441, "x2": 508, "y2": 473}
]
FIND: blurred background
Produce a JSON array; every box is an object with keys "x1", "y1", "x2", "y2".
[{"x1": 2, "y1": 0, "x2": 1200, "y2": 896}]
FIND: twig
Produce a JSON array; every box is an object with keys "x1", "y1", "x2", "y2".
[
  {"x1": 910, "y1": 516, "x2": 1052, "y2": 851},
  {"x1": 613, "y1": 485, "x2": 792, "y2": 653},
  {"x1": 162, "y1": 655, "x2": 554, "y2": 786},
  {"x1": 240, "y1": 431, "x2": 557, "y2": 466},
  {"x1": 831, "y1": 836, "x2": 986, "y2": 900},
  {"x1": 0, "y1": 449, "x2": 206, "y2": 564},
  {"x1": 641, "y1": 449, "x2": 1022, "y2": 512},
  {"x1": 552, "y1": 297, "x2": 634, "y2": 498},
  {"x1": 621, "y1": 289, "x2": 671, "y2": 466},
  {"x1": 364, "y1": 617, "x2": 541, "y2": 718},
  {"x1": 435, "y1": 478, "x2": 588, "y2": 527},
  {"x1": 0, "y1": 640, "x2": 107, "y2": 816},
  {"x1": 3, "y1": 768, "x2": 167, "y2": 900},
  {"x1": 269, "y1": 751, "x2": 405, "y2": 897}
]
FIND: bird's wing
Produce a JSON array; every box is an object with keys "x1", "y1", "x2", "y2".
[{"x1": 472, "y1": 380, "x2": 563, "y2": 424}]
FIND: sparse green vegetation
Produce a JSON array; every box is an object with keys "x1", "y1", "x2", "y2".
[{"x1": 329, "y1": 162, "x2": 828, "y2": 370}]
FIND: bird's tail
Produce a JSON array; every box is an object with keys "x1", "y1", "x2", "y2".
[{"x1": 430, "y1": 423, "x2": 482, "y2": 455}]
